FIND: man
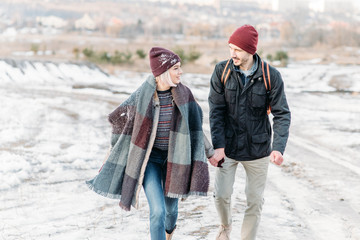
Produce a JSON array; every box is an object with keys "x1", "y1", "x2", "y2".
[{"x1": 208, "y1": 24, "x2": 291, "y2": 240}]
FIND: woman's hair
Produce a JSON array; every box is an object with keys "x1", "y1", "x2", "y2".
[{"x1": 156, "y1": 69, "x2": 177, "y2": 87}]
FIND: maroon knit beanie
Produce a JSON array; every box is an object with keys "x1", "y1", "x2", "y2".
[
  {"x1": 228, "y1": 25, "x2": 258, "y2": 55},
  {"x1": 149, "y1": 47, "x2": 181, "y2": 77}
]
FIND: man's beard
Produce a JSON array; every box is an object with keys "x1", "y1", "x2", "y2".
[{"x1": 232, "y1": 57, "x2": 247, "y2": 67}]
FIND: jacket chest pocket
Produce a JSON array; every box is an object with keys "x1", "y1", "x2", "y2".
[
  {"x1": 225, "y1": 82, "x2": 237, "y2": 104},
  {"x1": 251, "y1": 89, "x2": 267, "y2": 109}
]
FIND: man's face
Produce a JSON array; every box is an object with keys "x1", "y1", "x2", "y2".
[{"x1": 229, "y1": 43, "x2": 252, "y2": 67}]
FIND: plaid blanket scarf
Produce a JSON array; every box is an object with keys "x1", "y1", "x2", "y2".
[{"x1": 86, "y1": 75, "x2": 209, "y2": 211}]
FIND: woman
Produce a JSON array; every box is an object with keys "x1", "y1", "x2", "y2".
[{"x1": 87, "y1": 47, "x2": 213, "y2": 240}]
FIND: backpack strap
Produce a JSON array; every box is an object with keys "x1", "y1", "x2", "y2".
[
  {"x1": 261, "y1": 60, "x2": 271, "y2": 115},
  {"x1": 221, "y1": 59, "x2": 231, "y2": 86}
]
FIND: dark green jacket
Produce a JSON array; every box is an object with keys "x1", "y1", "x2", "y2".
[{"x1": 208, "y1": 54, "x2": 291, "y2": 160}]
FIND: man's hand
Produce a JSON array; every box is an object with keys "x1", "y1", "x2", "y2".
[
  {"x1": 270, "y1": 150, "x2": 283, "y2": 166},
  {"x1": 208, "y1": 148, "x2": 225, "y2": 167}
]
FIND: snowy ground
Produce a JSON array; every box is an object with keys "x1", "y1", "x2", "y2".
[{"x1": 1, "y1": 60, "x2": 360, "y2": 240}]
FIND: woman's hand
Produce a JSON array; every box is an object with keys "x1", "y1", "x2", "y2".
[{"x1": 208, "y1": 148, "x2": 225, "y2": 167}]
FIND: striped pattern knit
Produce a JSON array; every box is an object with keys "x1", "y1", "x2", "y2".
[{"x1": 153, "y1": 89, "x2": 173, "y2": 150}]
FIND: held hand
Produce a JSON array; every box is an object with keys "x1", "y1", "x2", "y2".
[
  {"x1": 208, "y1": 148, "x2": 225, "y2": 167},
  {"x1": 270, "y1": 150, "x2": 284, "y2": 166}
]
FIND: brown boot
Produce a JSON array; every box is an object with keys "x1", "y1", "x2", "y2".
[{"x1": 166, "y1": 225, "x2": 176, "y2": 240}]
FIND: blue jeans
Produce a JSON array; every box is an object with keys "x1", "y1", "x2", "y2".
[{"x1": 143, "y1": 148, "x2": 178, "y2": 240}]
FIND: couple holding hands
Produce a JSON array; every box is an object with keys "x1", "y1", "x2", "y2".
[{"x1": 87, "y1": 24, "x2": 291, "y2": 240}]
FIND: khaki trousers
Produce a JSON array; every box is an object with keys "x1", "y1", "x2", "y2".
[{"x1": 214, "y1": 156, "x2": 269, "y2": 240}]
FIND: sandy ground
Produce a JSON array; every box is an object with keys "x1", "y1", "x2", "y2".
[{"x1": 0, "y1": 61, "x2": 360, "y2": 239}]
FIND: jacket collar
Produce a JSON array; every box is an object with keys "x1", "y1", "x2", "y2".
[
  {"x1": 233, "y1": 55, "x2": 258, "y2": 77},
  {"x1": 228, "y1": 53, "x2": 263, "y2": 78},
  {"x1": 252, "y1": 54, "x2": 264, "y2": 79}
]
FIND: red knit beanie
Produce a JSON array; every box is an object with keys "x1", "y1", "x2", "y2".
[
  {"x1": 228, "y1": 25, "x2": 258, "y2": 55},
  {"x1": 149, "y1": 47, "x2": 181, "y2": 77}
]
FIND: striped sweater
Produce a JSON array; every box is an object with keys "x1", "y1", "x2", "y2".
[{"x1": 153, "y1": 89, "x2": 173, "y2": 150}]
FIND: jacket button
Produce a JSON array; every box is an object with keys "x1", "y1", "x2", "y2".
[{"x1": 258, "y1": 77, "x2": 262, "y2": 81}]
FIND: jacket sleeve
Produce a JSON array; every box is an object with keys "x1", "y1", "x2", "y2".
[
  {"x1": 269, "y1": 68, "x2": 291, "y2": 154},
  {"x1": 208, "y1": 63, "x2": 227, "y2": 149}
]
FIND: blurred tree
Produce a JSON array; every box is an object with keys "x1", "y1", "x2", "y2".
[
  {"x1": 122, "y1": 51, "x2": 133, "y2": 63},
  {"x1": 111, "y1": 50, "x2": 123, "y2": 64},
  {"x1": 83, "y1": 48, "x2": 95, "y2": 59},
  {"x1": 99, "y1": 51, "x2": 111, "y2": 63},
  {"x1": 31, "y1": 43, "x2": 39, "y2": 54},
  {"x1": 173, "y1": 47, "x2": 186, "y2": 63},
  {"x1": 274, "y1": 50, "x2": 288, "y2": 61},
  {"x1": 73, "y1": 48, "x2": 80, "y2": 59},
  {"x1": 187, "y1": 46, "x2": 201, "y2": 63},
  {"x1": 136, "y1": 49, "x2": 146, "y2": 59}
]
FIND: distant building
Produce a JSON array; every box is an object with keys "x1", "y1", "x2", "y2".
[
  {"x1": 308, "y1": 0, "x2": 355, "y2": 13},
  {"x1": 220, "y1": 0, "x2": 260, "y2": 9},
  {"x1": 257, "y1": 22, "x2": 281, "y2": 41},
  {"x1": 106, "y1": 17, "x2": 124, "y2": 36},
  {"x1": 273, "y1": 0, "x2": 356, "y2": 13},
  {"x1": 309, "y1": 0, "x2": 325, "y2": 12},
  {"x1": 147, "y1": 0, "x2": 216, "y2": 5},
  {"x1": 36, "y1": 16, "x2": 67, "y2": 28},
  {"x1": 273, "y1": 0, "x2": 309, "y2": 12},
  {"x1": 75, "y1": 14, "x2": 96, "y2": 31},
  {"x1": 324, "y1": 0, "x2": 354, "y2": 13}
]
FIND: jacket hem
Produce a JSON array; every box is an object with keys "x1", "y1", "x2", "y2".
[{"x1": 225, "y1": 154, "x2": 270, "y2": 161}]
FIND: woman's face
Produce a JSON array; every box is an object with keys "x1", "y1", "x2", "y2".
[{"x1": 169, "y1": 62, "x2": 182, "y2": 85}]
